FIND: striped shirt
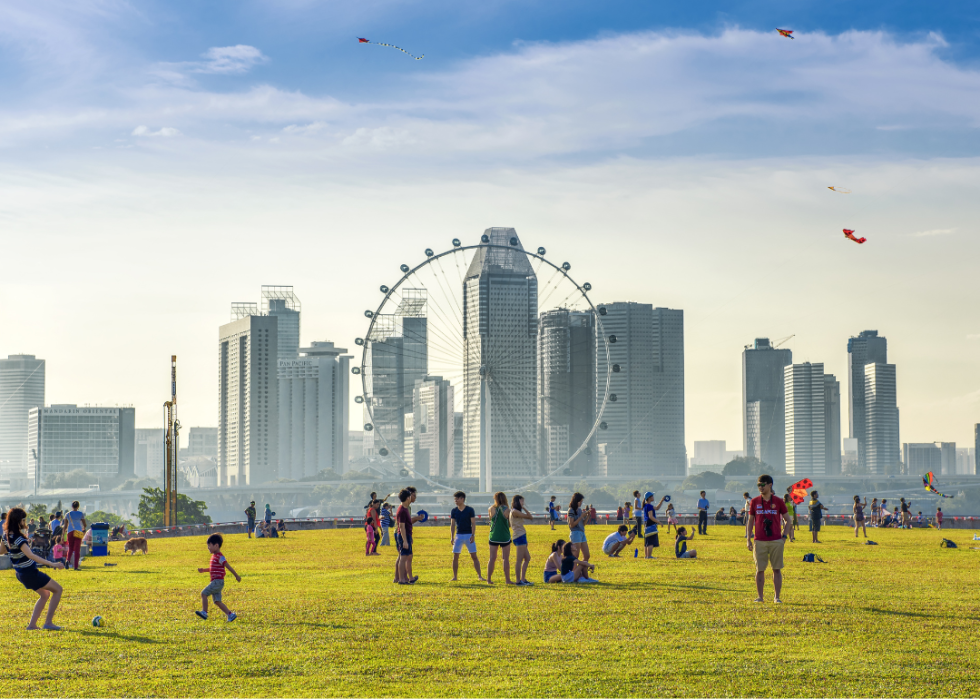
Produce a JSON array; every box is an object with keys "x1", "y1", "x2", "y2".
[
  {"x1": 7, "y1": 535, "x2": 37, "y2": 571},
  {"x1": 209, "y1": 553, "x2": 227, "y2": 580}
]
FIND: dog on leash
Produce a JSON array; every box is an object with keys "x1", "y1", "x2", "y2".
[{"x1": 124, "y1": 537, "x2": 148, "y2": 555}]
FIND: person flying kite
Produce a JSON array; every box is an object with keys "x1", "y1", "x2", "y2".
[
  {"x1": 777, "y1": 29, "x2": 795, "y2": 39},
  {"x1": 827, "y1": 186, "x2": 851, "y2": 193},
  {"x1": 358, "y1": 38, "x2": 424, "y2": 60},
  {"x1": 789, "y1": 478, "x2": 813, "y2": 505},
  {"x1": 923, "y1": 472, "x2": 954, "y2": 498},
  {"x1": 843, "y1": 229, "x2": 866, "y2": 244}
]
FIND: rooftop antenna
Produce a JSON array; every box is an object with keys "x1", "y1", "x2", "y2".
[{"x1": 164, "y1": 356, "x2": 180, "y2": 527}]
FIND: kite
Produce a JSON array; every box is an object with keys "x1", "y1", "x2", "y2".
[
  {"x1": 827, "y1": 186, "x2": 851, "y2": 193},
  {"x1": 923, "y1": 471, "x2": 954, "y2": 498},
  {"x1": 843, "y1": 229, "x2": 866, "y2": 244},
  {"x1": 790, "y1": 478, "x2": 813, "y2": 505},
  {"x1": 358, "y1": 38, "x2": 424, "y2": 60},
  {"x1": 777, "y1": 29, "x2": 794, "y2": 39}
]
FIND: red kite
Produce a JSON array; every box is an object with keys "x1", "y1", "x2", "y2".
[
  {"x1": 790, "y1": 478, "x2": 813, "y2": 505},
  {"x1": 357, "y1": 38, "x2": 423, "y2": 59},
  {"x1": 827, "y1": 186, "x2": 851, "y2": 193},
  {"x1": 843, "y1": 229, "x2": 866, "y2": 244},
  {"x1": 777, "y1": 29, "x2": 794, "y2": 39}
]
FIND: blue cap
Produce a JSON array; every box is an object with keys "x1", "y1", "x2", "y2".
[{"x1": 644, "y1": 491, "x2": 654, "y2": 501}]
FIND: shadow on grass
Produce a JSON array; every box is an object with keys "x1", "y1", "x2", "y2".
[
  {"x1": 72, "y1": 630, "x2": 161, "y2": 644},
  {"x1": 863, "y1": 607, "x2": 933, "y2": 618},
  {"x1": 280, "y1": 622, "x2": 349, "y2": 630},
  {"x1": 122, "y1": 570, "x2": 161, "y2": 574},
  {"x1": 649, "y1": 582, "x2": 740, "y2": 592}
]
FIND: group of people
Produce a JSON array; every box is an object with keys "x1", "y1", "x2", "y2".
[{"x1": 244, "y1": 501, "x2": 284, "y2": 538}]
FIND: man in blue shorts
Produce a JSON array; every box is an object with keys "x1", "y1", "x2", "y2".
[{"x1": 449, "y1": 491, "x2": 484, "y2": 582}]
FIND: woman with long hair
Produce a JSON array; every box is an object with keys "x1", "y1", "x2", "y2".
[
  {"x1": 544, "y1": 539, "x2": 566, "y2": 583},
  {"x1": 559, "y1": 542, "x2": 598, "y2": 583},
  {"x1": 869, "y1": 497, "x2": 880, "y2": 528},
  {"x1": 567, "y1": 492, "x2": 590, "y2": 562},
  {"x1": 0, "y1": 507, "x2": 65, "y2": 630},
  {"x1": 509, "y1": 494, "x2": 534, "y2": 586},
  {"x1": 487, "y1": 492, "x2": 512, "y2": 585},
  {"x1": 853, "y1": 496, "x2": 868, "y2": 538},
  {"x1": 782, "y1": 494, "x2": 796, "y2": 542}
]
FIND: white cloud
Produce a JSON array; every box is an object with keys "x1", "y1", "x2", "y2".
[
  {"x1": 132, "y1": 125, "x2": 181, "y2": 137},
  {"x1": 282, "y1": 121, "x2": 328, "y2": 135},
  {"x1": 913, "y1": 228, "x2": 956, "y2": 237},
  {"x1": 195, "y1": 45, "x2": 268, "y2": 75}
]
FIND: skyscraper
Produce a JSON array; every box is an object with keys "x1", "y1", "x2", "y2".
[
  {"x1": 0, "y1": 355, "x2": 45, "y2": 479},
  {"x1": 369, "y1": 291, "x2": 427, "y2": 462},
  {"x1": 135, "y1": 428, "x2": 164, "y2": 479},
  {"x1": 864, "y1": 363, "x2": 899, "y2": 475},
  {"x1": 218, "y1": 311, "x2": 279, "y2": 486},
  {"x1": 784, "y1": 362, "x2": 826, "y2": 476},
  {"x1": 847, "y1": 330, "x2": 888, "y2": 471},
  {"x1": 903, "y1": 443, "x2": 942, "y2": 474},
  {"x1": 462, "y1": 227, "x2": 538, "y2": 491},
  {"x1": 742, "y1": 338, "x2": 792, "y2": 472},
  {"x1": 538, "y1": 308, "x2": 595, "y2": 477},
  {"x1": 28, "y1": 405, "x2": 135, "y2": 485},
  {"x1": 594, "y1": 303, "x2": 685, "y2": 477},
  {"x1": 413, "y1": 376, "x2": 455, "y2": 479},
  {"x1": 975, "y1": 424, "x2": 979, "y2": 476},
  {"x1": 824, "y1": 374, "x2": 842, "y2": 475},
  {"x1": 262, "y1": 286, "x2": 301, "y2": 360},
  {"x1": 278, "y1": 342, "x2": 352, "y2": 479}
]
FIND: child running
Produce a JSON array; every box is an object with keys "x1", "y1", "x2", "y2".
[
  {"x1": 674, "y1": 527, "x2": 697, "y2": 559},
  {"x1": 196, "y1": 533, "x2": 241, "y2": 622},
  {"x1": 664, "y1": 503, "x2": 678, "y2": 534},
  {"x1": 0, "y1": 507, "x2": 65, "y2": 630}
]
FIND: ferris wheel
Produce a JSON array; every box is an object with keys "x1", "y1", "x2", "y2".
[{"x1": 353, "y1": 228, "x2": 614, "y2": 492}]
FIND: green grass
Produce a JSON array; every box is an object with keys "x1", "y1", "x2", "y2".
[{"x1": 2, "y1": 523, "x2": 979, "y2": 697}]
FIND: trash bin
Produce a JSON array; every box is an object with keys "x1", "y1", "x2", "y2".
[{"x1": 90, "y1": 522, "x2": 110, "y2": 556}]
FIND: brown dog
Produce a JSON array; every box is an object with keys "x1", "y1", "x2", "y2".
[{"x1": 124, "y1": 537, "x2": 148, "y2": 555}]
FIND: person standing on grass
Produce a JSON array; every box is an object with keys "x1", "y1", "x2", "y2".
[
  {"x1": 746, "y1": 475, "x2": 791, "y2": 604},
  {"x1": 664, "y1": 503, "x2": 678, "y2": 534},
  {"x1": 196, "y1": 533, "x2": 240, "y2": 622},
  {"x1": 696, "y1": 491, "x2": 709, "y2": 535},
  {"x1": 395, "y1": 489, "x2": 420, "y2": 585},
  {"x1": 808, "y1": 491, "x2": 828, "y2": 543},
  {"x1": 63, "y1": 501, "x2": 86, "y2": 571},
  {"x1": 245, "y1": 501, "x2": 257, "y2": 538},
  {"x1": 642, "y1": 492, "x2": 662, "y2": 558},
  {"x1": 450, "y1": 491, "x2": 483, "y2": 582},
  {"x1": 380, "y1": 503, "x2": 393, "y2": 546},
  {"x1": 869, "y1": 498, "x2": 880, "y2": 528},
  {"x1": 633, "y1": 491, "x2": 644, "y2": 541},
  {"x1": 510, "y1": 494, "x2": 534, "y2": 586},
  {"x1": 0, "y1": 507, "x2": 65, "y2": 630},
  {"x1": 936, "y1": 507, "x2": 943, "y2": 530},
  {"x1": 783, "y1": 495, "x2": 796, "y2": 542},
  {"x1": 900, "y1": 498, "x2": 912, "y2": 529},
  {"x1": 602, "y1": 525, "x2": 635, "y2": 557},
  {"x1": 879, "y1": 499, "x2": 888, "y2": 527},
  {"x1": 853, "y1": 496, "x2": 868, "y2": 538},
  {"x1": 548, "y1": 496, "x2": 558, "y2": 530},
  {"x1": 567, "y1": 492, "x2": 591, "y2": 562},
  {"x1": 365, "y1": 500, "x2": 380, "y2": 555},
  {"x1": 487, "y1": 492, "x2": 512, "y2": 585}
]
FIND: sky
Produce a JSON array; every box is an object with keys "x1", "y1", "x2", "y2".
[{"x1": 1, "y1": 0, "x2": 979, "y2": 455}]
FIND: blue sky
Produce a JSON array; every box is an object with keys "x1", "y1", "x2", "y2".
[{"x1": 1, "y1": 0, "x2": 978, "y2": 452}]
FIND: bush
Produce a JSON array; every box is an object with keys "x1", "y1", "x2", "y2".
[
  {"x1": 724, "y1": 480, "x2": 746, "y2": 493},
  {"x1": 681, "y1": 471, "x2": 725, "y2": 491},
  {"x1": 722, "y1": 456, "x2": 768, "y2": 477},
  {"x1": 42, "y1": 469, "x2": 92, "y2": 489},
  {"x1": 88, "y1": 510, "x2": 135, "y2": 529},
  {"x1": 134, "y1": 488, "x2": 211, "y2": 527}
]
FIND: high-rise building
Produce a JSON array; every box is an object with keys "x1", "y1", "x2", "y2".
[
  {"x1": 0, "y1": 355, "x2": 45, "y2": 479},
  {"x1": 955, "y1": 447, "x2": 975, "y2": 475},
  {"x1": 847, "y1": 330, "x2": 888, "y2": 471},
  {"x1": 903, "y1": 443, "x2": 943, "y2": 474},
  {"x1": 650, "y1": 307, "x2": 686, "y2": 475},
  {"x1": 784, "y1": 363, "x2": 826, "y2": 476},
  {"x1": 262, "y1": 286, "x2": 301, "y2": 360},
  {"x1": 824, "y1": 374, "x2": 842, "y2": 475},
  {"x1": 186, "y1": 427, "x2": 218, "y2": 459},
  {"x1": 135, "y1": 428, "x2": 165, "y2": 479},
  {"x1": 453, "y1": 412, "x2": 463, "y2": 477},
  {"x1": 538, "y1": 309, "x2": 595, "y2": 477},
  {"x1": 742, "y1": 338, "x2": 792, "y2": 472},
  {"x1": 218, "y1": 311, "x2": 279, "y2": 486},
  {"x1": 691, "y1": 440, "x2": 727, "y2": 467},
  {"x1": 864, "y1": 363, "x2": 899, "y2": 475},
  {"x1": 462, "y1": 228, "x2": 538, "y2": 491},
  {"x1": 974, "y1": 425, "x2": 980, "y2": 474},
  {"x1": 413, "y1": 376, "x2": 454, "y2": 479},
  {"x1": 369, "y1": 293, "x2": 427, "y2": 462},
  {"x1": 938, "y1": 442, "x2": 957, "y2": 475},
  {"x1": 278, "y1": 342, "x2": 351, "y2": 479},
  {"x1": 28, "y1": 405, "x2": 135, "y2": 486}
]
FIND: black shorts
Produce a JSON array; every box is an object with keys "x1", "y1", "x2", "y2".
[
  {"x1": 489, "y1": 539, "x2": 512, "y2": 548},
  {"x1": 811, "y1": 519, "x2": 821, "y2": 532},
  {"x1": 644, "y1": 533, "x2": 660, "y2": 548},
  {"x1": 16, "y1": 566, "x2": 51, "y2": 592}
]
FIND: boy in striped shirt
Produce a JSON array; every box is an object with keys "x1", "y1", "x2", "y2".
[{"x1": 196, "y1": 534, "x2": 241, "y2": 622}]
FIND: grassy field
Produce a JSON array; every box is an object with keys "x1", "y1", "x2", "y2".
[{"x1": 2, "y1": 522, "x2": 978, "y2": 697}]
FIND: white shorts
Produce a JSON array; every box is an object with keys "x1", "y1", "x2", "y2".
[{"x1": 453, "y1": 534, "x2": 476, "y2": 554}]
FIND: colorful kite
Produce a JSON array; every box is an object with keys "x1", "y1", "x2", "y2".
[
  {"x1": 358, "y1": 38, "x2": 424, "y2": 60},
  {"x1": 827, "y1": 186, "x2": 851, "y2": 193},
  {"x1": 790, "y1": 478, "x2": 813, "y2": 505},
  {"x1": 923, "y1": 472, "x2": 954, "y2": 498},
  {"x1": 777, "y1": 29, "x2": 795, "y2": 39},
  {"x1": 843, "y1": 229, "x2": 866, "y2": 244}
]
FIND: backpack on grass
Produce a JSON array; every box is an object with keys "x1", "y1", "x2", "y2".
[
  {"x1": 940, "y1": 538, "x2": 958, "y2": 549},
  {"x1": 802, "y1": 553, "x2": 826, "y2": 563}
]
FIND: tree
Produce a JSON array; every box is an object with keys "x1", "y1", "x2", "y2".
[
  {"x1": 42, "y1": 469, "x2": 92, "y2": 489},
  {"x1": 134, "y1": 488, "x2": 211, "y2": 527},
  {"x1": 724, "y1": 480, "x2": 747, "y2": 493},
  {"x1": 26, "y1": 503, "x2": 49, "y2": 521},
  {"x1": 115, "y1": 477, "x2": 159, "y2": 492},
  {"x1": 680, "y1": 471, "x2": 725, "y2": 491},
  {"x1": 88, "y1": 510, "x2": 135, "y2": 529},
  {"x1": 722, "y1": 456, "x2": 768, "y2": 477}
]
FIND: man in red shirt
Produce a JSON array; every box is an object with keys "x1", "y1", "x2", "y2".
[{"x1": 746, "y1": 474, "x2": 792, "y2": 603}]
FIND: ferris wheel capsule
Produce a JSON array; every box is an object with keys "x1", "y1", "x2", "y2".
[
  {"x1": 379, "y1": 448, "x2": 389, "y2": 456},
  {"x1": 537, "y1": 247, "x2": 546, "y2": 255},
  {"x1": 364, "y1": 310, "x2": 374, "y2": 318},
  {"x1": 609, "y1": 394, "x2": 618, "y2": 402},
  {"x1": 608, "y1": 334, "x2": 617, "y2": 343},
  {"x1": 600, "y1": 421, "x2": 608, "y2": 430},
  {"x1": 400, "y1": 264, "x2": 410, "y2": 273},
  {"x1": 364, "y1": 423, "x2": 373, "y2": 431},
  {"x1": 425, "y1": 248, "x2": 434, "y2": 257},
  {"x1": 352, "y1": 367, "x2": 361, "y2": 375},
  {"x1": 355, "y1": 338, "x2": 364, "y2": 346},
  {"x1": 380, "y1": 285, "x2": 389, "y2": 293},
  {"x1": 452, "y1": 238, "x2": 461, "y2": 247},
  {"x1": 612, "y1": 364, "x2": 620, "y2": 372},
  {"x1": 583, "y1": 282, "x2": 592, "y2": 291},
  {"x1": 509, "y1": 237, "x2": 518, "y2": 246},
  {"x1": 598, "y1": 306, "x2": 607, "y2": 316},
  {"x1": 481, "y1": 234, "x2": 490, "y2": 243},
  {"x1": 355, "y1": 395, "x2": 364, "y2": 404},
  {"x1": 562, "y1": 262, "x2": 571, "y2": 271}
]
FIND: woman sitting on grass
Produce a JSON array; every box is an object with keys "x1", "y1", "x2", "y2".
[
  {"x1": 674, "y1": 527, "x2": 697, "y2": 559},
  {"x1": 543, "y1": 540, "x2": 565, "y2": 583},
  {"x1": 557, "y1": 542, "x2": 598, "y2": 583},
  {"x1": 729, "y1": 506, "x2": 739, "y2": 525}
]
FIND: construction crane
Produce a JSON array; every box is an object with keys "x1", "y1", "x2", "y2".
[
  {"x1": 773, "y1": 335, "x2": 795, "y2": 348},
  {"x1": 163, "y1": 356, "x2": 181, "y2": 527}
]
